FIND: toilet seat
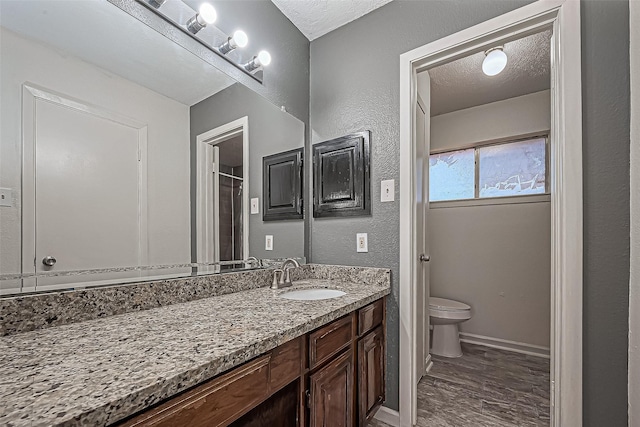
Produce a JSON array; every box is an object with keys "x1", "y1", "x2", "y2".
[{"x1": 429, "y1": 297, "x2": 470, "y2": 312}]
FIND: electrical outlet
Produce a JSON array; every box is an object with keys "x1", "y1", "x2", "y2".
[
  {"x1": 265, "y1": 235, "x2": 273, "y2": 251},
  {"x1": 251, "y1": 198, "x2": 259, "y2": 214},
  {"x1": 356, "y1": 233, "x2": 368, "y2": 253},
  {"x1": 381, "y1": 179, "x2": 395, "y2": 202},
  {"x1": 0, "y1": 188, "x2": 12, "y2": 207}
]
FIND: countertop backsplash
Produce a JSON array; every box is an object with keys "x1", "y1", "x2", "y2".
[{"x1": 0, "y1": 264, "x2": 390, "y2": 336}]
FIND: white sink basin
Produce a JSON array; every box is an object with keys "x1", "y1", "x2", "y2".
[{"x1": 280, "y1": 288, "x2": 346, "y2": 301}]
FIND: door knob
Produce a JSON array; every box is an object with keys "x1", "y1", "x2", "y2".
[
  {"x1": 419, "y1": 254, "x2": 430, "y2": 262},
  {"x1": 42, "y1": 256, "x2": 57, "y2": 267}
]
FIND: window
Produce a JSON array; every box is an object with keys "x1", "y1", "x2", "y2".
[
  {"x1": 429, "y1": 149, "x2": 475, "y2": 202},
  {"x1": 429, "y1": 137, "x2": 548, "y2": 202}
]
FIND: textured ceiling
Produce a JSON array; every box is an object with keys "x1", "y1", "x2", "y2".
[
  {"x1": 426, "y1": 30, "x2": 552, "y2": 116},
  {"x1": 270, "y1": 0, "x2": 394, "y2": 41}
]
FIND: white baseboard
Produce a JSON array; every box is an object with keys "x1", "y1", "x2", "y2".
[
  {"x1": 425, "y1": 353, "x2": 434, "y2": 374},
  {"x1": 373, "y1": 406, "x2": 400, "y2": 426},
  {"x1": 459, "y1": 332, "x2": 550, "y2": 358}
]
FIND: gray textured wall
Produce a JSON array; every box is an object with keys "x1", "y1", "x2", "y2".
[
  {"x1": 581, "y1": 0, "x2": 630, "y2": 425},
  {"x1": 309, "y1": 0, "x2": 631, "y2": 419},
  {"x1": 181, "y1": 0, "x2": 310, "y2": 124},
  {"x1": 309, "y1": 0, "x2": 533, "y2": 411},
  {"x1": 190, "y1": 83, "x2": 306, "y2": 260}
]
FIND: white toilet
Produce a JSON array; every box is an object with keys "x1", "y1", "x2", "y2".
[{"x1": 429, "y1": 297, "x2": 472, "y2": 358}]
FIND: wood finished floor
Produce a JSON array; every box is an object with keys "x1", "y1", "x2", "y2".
[{"x1": 369, "y1": 343, "x2": 550, "y2": 426}]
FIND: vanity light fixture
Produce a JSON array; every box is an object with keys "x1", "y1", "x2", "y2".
[
  {"x1": 137, "y1": 0, "x2": 271, "y2": 82},
  {"x1": 218, "y1": 30, "x2": 249, "y2": 55},
  {"x1": 244, "y1": 50, "x2": 271, "y2": 72},
  {"x1": 482, "y1": 46, "x2": 508, "y2": 76},
  {"x1": 186, "y1": 3, "x2": 217, "y2": 34}
]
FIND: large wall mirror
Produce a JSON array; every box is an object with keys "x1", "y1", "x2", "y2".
[{"x1": 0, "y1": 0, "x2": 305, "y2": 295}]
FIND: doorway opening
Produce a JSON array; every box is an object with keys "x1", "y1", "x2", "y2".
[
  {"x1": 397, "y1": 2, "x2": 583, "y2": 427},
  {"x1": 196, "y1": 116, "x2": 250, "y2": 273},
  {"x1": 413, "y1": 28, "x2": 552, "y2": 426}
]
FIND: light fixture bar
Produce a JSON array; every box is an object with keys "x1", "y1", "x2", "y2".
[
  {"x1": 134, "y1": 0, "x2": 267, "y2": 83},
  {"x1": 148, "y1": 0, "x2": 166, "y2": 9}
]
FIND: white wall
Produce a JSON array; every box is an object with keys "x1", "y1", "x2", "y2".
[
  {"x1": 429, "y1": 90, "x2": 551, "y2": 349},
  {"x1": 629, "y1": 0, "x2": 639, "y2": 423},
  {"x1": 431, "y1": 90, "x2": 550, "y2": 150},
  {"x1": 0, "y1": 28, "x2": 191, "y2": 292}
]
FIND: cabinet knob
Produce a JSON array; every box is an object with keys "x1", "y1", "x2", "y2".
[{"x1": 42, "y1": 256, "x2": 57, "y2": 267}]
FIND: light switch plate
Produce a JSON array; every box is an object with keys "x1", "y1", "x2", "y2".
[
  {"x1": 0, "y1": 188, "x2": 12, "y2": 207},
  {"x1": 251, "y1": 198, "x2": 259, "y2": 214},
  {"x1": 265, "y1": 235, "x2": 273, "y2": 251},
  {"x1": 356, "y1": 233, "x2": 368, "y2": 253},
  {"x1": 381, "y1": 179, "x2": 395, "y2": 202}
]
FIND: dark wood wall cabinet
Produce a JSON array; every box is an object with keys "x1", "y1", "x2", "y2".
[
  {"x1": 262, "y1": 148, "x2": 303, "y2": 221},
  {"x1": 115, "y1": 297, "x2": 386, "y2": 427},
  {"x1": 312, "y1": 131, "x2": 371, "y2": 218}
]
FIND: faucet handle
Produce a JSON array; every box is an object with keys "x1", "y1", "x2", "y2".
[
  {"x1": 284, "y1": 266, "x2": 294, "y2": 284},
  {"x1": 272, "y1": 269, "x2": 283, "y2": 289}
]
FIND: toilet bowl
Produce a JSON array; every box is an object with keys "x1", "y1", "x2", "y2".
[{"x1": 429, "y1": 297, "x2": 472, "y2": 358}]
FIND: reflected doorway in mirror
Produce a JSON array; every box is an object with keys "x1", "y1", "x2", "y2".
[{"x1": 196, "y1": 117, "x2": 250, "y2": 273}]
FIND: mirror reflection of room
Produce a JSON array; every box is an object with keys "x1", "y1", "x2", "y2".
[{"x1": 0, "y1": 0, "x2": 306, "y2": 294}]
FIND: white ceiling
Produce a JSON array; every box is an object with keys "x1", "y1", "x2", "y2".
[
  {"x1": 424, "y1": 30, "x2": 552, "y2": 116},
  {"x1": 0, "y1": 0, "x2": 235, "y2": 106},
  {"x1": 271, "y1": 0, "x2": 394, "y2": 41}
]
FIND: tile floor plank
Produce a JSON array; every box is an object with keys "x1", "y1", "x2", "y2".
[{"x1": 368, "y1": 343, "x2": 550, "y2": 426}]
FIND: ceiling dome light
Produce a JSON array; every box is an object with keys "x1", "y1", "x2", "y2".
[
  {"x1": 482, "y1": 47, "x2": 507, "y2": 76},
  {"x1": 186, "y1": 3, "x2": 217, "y2": 34},
  {"x1": 218, "y1": 30, "x2": 249, "y2": 55}
]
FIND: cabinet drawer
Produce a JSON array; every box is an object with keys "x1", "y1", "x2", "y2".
[
  {"x1": 269, "y1": 336, "x2": 303, "y2": 391},
  {"x1": 309, "y1": 315, "x2": 353, "y2": 370},
  {"x1": 120, "y1": 355, "x2": 270, "y2": 427},
  {"x1": 358, "y1": 299, "x2": 384, "y2": 336}
]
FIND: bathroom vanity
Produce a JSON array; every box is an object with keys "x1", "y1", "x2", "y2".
[
  {"x1": 118, "y1": 297, "x2": 385, "y2": 427},
  {"x1": 0, "y1": 265, "x2": 390, "y2": 427}
]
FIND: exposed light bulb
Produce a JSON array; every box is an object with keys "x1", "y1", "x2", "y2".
[
  {"x1": 198, "y1": 3, "x2": 217, "y2": 24},
  {"x1": 482, "y1": 47, "x2": 507, "y2": 76},
  {"x1": 257, "y1": 50, "x2": 271, "y2": 66},
  {"x1": 233, "y1": 30, "x2": 248, "y2": 48},
  {"x1": 186, "y1": 3, "x2": 217, "y2": 34},
  {"x1": 243, "y1": 50, "x2": 272, "y2": 72},
  {"x1": 219, "y1": 30, "x2": 249, "y2": 54}
]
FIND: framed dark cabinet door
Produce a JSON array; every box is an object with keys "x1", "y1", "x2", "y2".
[
  {"x1": 309, "y1": 349, "x2": 354, "y2": 427},
  {"x1": 313, "y1": 131, "x2": 371, "y2": 218},
  {"x1": 262, "y1": 148, "x2": 303, "y2": 221},
  {"x1": 357, "y1": 326, "x2": 385, "y2": 425}
]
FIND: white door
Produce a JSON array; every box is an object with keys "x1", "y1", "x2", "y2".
[
  {"x1": 414, "y1": 72, "x2": 431, "y2": 385},
  {"x1": 23, "y1": 87, "x2": 147, "y2": 290}
]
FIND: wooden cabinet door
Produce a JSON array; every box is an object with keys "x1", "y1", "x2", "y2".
[
  {"x1": 309, "y1": 349, "x2": 354, "y2": 427},
  {"x1": 358, "y1": 326, "x2": 385, "y2": 425}
]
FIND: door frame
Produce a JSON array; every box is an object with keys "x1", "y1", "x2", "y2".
[
  {"x1": 414, "y1": 92, "x2": 430, "y2": 381},
  {"x1": 398, "y1": 1, "x2": 582, "y2": 426},
  {"x1": 630, "y1": 0, "x2": 639, "y2": 423},
  {"x1": 195, "y1": 116, "x2": 250, "y2": 268},
  {"x1": 21, "y1": 83, "x2": 149, "y2": 292}
]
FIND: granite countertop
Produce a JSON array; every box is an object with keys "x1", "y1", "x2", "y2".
[{"x1": 0, "y1": 278, "x2": 390, "y2": 426}]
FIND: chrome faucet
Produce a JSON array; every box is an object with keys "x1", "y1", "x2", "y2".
[
  {"x1": 280, "y1": 258, "x2": 300, "y2": 285},
  {"x1": 245, "y1": 257, "x2": 262, "y2": 268}
]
